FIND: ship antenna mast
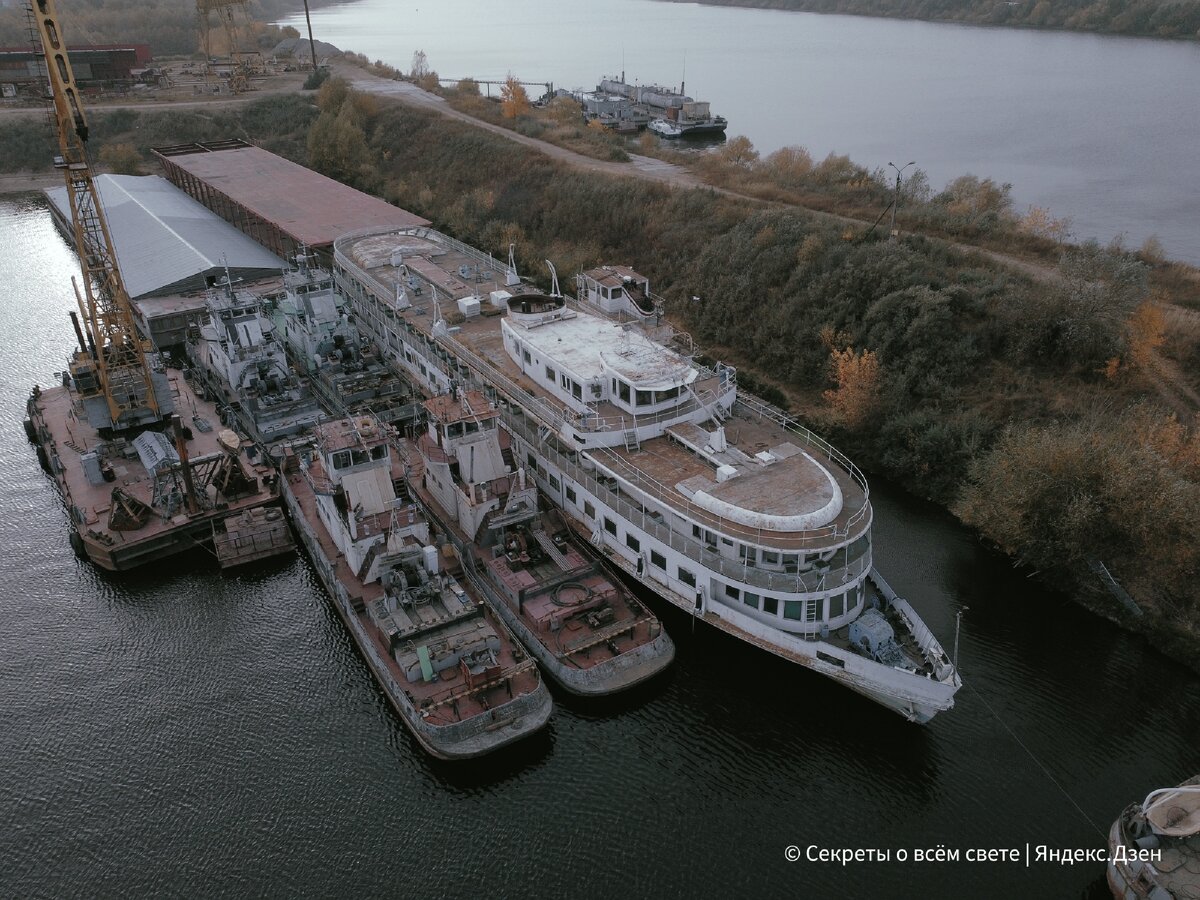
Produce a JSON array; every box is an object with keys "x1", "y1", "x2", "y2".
[
  {"x1": 545, "y1": 260, "x2": 561, "y2": 299},
  {"x1": 953, "y1": 606, "x2": 968, "y2": 670},
  {"x1": 30, "y1": 0, "x2": 166, "y2": 432}
]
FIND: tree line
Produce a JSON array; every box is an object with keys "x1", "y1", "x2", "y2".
[{"x1": 670, "y1": 0, "x2": 1200, "y2": 40}]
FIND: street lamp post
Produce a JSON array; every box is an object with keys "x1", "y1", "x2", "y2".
[{"x1": 888, "y1": 160, "x2": 916, "y2": 239}]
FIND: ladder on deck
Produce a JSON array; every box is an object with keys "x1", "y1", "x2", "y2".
[{"x1": 623, "y1": 429, "x2": 641, "y2": 452}]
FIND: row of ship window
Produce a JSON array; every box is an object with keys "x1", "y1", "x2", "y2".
[{"x1": 538, "y1": 458, "x2": 862, "y2": 624}]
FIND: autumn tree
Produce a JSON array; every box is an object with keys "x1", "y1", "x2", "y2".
[
  {"x1": 1126, "y1": 297, "x2": 1166, "y2": 372},
  {"x1": 823, "y1": 346, "x2": 880, "y2": 429},
  {"x1": 1020, "y1": 205, "x2": 1071, "y2": 241},
  {"x1": 99, "y1": 142, "x2": 142, "y2": 175},
  {"x1": 410, "y1": 49, "x2": 430, "y2": 79},
  {"x1": 763, "y1": 145, "x2": 813, "y2": 186},
  {"x1": 720, "y1": 135, "x2": 759, "y2": 169},
  {"x1": 500, "y1": 74, "x2": 530, "y2": 119}
]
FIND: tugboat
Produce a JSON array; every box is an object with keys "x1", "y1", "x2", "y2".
[
  {"x1": 410, "y1": 390, "x2": 675, "y2": 696},
  {"x1": 187, "y1": 271, "x2": 324, "y2": 447},
  {"x1": 1107, "y1": 775, "x2": 1200, "y2": 899},
  {"x1": 270, "y1": 251, "x2": 417, "y2": 425},
  {"x1": 282, "y1": 415, "x2": 552, "y2": 759}
]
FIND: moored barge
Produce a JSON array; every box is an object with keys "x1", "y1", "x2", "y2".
[{"x1": 282, "y1": 415, "x2": 552, "y2": 759}]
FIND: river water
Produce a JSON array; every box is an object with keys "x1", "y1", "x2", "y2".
[
  {"x1": 279, "y1": 0, "x2": 1200, "y2": 264},
  {"x1": 1, "y1": 195, "x2": 1197, "y2": 898}
]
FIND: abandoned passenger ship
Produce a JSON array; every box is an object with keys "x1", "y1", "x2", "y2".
[{"x1": 329, "y1": 227, "x2": 962, "y2": 723}]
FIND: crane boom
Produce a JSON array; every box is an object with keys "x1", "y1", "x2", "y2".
[{"x1": 30, "y1": 0, "x2": 170, "y2": 431}]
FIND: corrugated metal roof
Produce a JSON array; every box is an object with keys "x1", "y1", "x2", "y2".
[
  {"x1": 45, "y1": 174, "x2": 286, "y2": 299},
  {"x1": 151, "y1": 142, "x2": 429, "y2": 247}
]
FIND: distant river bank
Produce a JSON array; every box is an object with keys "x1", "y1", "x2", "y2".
[{"x1": 280, "y1": 0, "x2": 1200, "y2": 264}]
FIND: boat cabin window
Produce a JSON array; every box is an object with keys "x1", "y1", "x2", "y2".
[
  {"x1": 650, "y1": 550, "x2": 666, "y2": 570},
  {"x1": 828, "y1": 592, "x2": 846, "y2": 619},
  {"x1": 725, "y1": 585, "x2": 739, "y2": 600},
  {"x1": 584, "y1": 500, "x2": 596, "y2": 519},
  {"x1": 464, "y1": 420, "x2": 480, "y2": 435},
  {"x1": 625, "y1": 533, "x2": 640, "y2": 552},
  {"x1": 636, "y1": 389, "x2": 653, "y2": 407},
  {"x1": 446, "y1": 422, "x2": 464, "y2": 439},
  {"x1": 743, "y1": 592, "x2": 760, "y2": 610},
  {"x1": 784, "y1": 600, "x2": 804, "y2": 621},
  {"x1": 546, "y1": 365, "x2": 556, "y2": 382},
  {"x1": 604, "y1": 517, "x2": 617, "y2": 536},
  {"x1": 331, "y1": 450, "x2": 351, "y2": 469},
  {"x1": 763, "y1": 596, "x2": 779, "y2": 616},
  {"x1": 678, "y1": 567, "x2": 696, "y2": 588},
  {"x1": 571, "y1": 381, "x2": 583, "y2": 401},
  {"x1": 613, "y1": 379, "x2": 631, "y2": 405},
  {"x1": 565, "y1": 485, "x2": 577, "y2": 504},
  {"x1": 522, "y1": 348, "x2": 531, "y2": 364}
]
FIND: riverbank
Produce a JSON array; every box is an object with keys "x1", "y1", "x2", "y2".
[{"x1": 662, "y1": 0, "x2": 1200, "y2": 43}]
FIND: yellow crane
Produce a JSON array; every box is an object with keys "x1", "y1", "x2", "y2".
[{"x1": 29, "y1": 0, "x2": 171, "y2": 431}]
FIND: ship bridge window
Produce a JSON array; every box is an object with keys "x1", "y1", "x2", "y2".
[
  {"x1": 828, "y1": 592, "x2": 846, "y2": 619},
  {"x1": 447, "y1": 422, "x2": 464, "y2": 438},
  {"x1": 350, "y1": 449, "x2": 371, "y2": 466},
  {"x1": 464, "y1": 420, "x2": 480, "y2": 435},
  {"x1": 331, "y1": 450, "x2": 351, "y2": 469},
  {"x1": 614, "y1": 380, "x2": 631, "y2": 405},
  {"x1": 636, "y1": 389, "x2": 653, "y2": 407}
]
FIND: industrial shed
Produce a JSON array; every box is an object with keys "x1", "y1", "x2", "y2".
[
  {"x1": 151, "y1": 140, "x2": 429, "y2": 259},
  {"x1": 45, "y1": 174, "x2": 286, "y2": 299}
]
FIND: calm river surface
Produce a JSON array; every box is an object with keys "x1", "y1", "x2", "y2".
[
  {"x1": 1, "y1": 196, "x2": 1197, "y2": 898},
  {"x1": 280, "y1": 0, "x2": 1200, "y2": 264}
]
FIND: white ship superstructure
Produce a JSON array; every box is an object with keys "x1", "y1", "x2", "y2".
[{"x1": 331, "y1": 227, "x2": 961, "y2": 722}]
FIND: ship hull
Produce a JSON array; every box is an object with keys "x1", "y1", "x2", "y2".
[
  {"x1": 569, "y1": 512, "x2": 956, "y2": 723},
  {"x1": 282, "y1": 476, "x2": 552, "y2": 760}
]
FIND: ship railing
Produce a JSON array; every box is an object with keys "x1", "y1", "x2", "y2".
[
  {"x1": 733, "y1": 394, "x2": 871, "y2": 530},
  {"x1": 582, "y1": 424, "x2": 866, "y2": 550},
  {"x1": 503, "y1": 409, "x2": 870, "y2": 595}
]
